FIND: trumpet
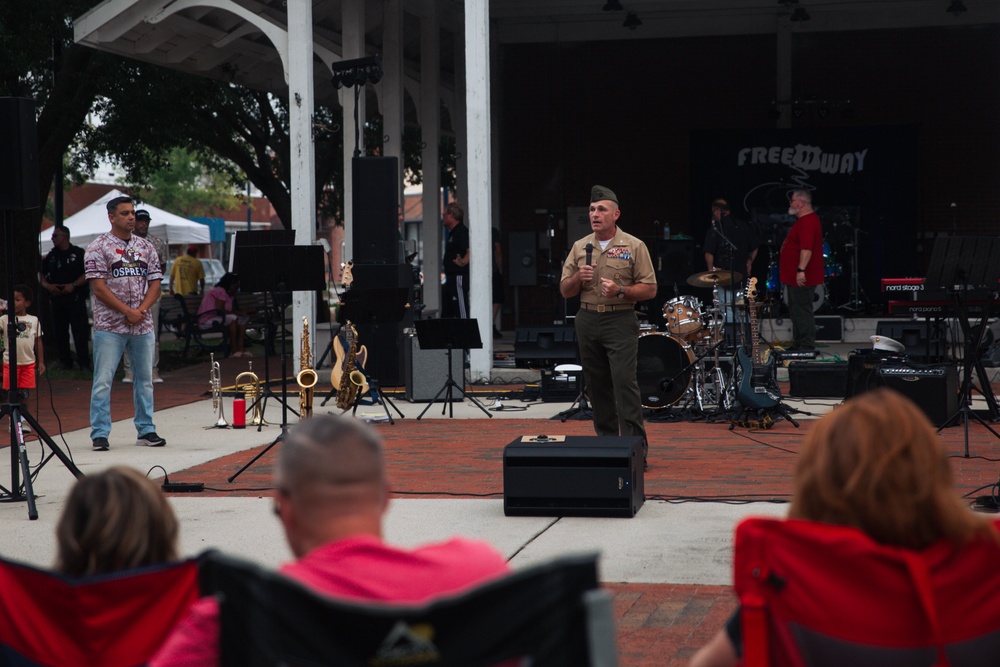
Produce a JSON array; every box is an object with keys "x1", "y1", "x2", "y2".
[
  {"x1": 210, "y1": 353, "x2": 229, "y2": 428},
  {"x1": 235, "y1": 361, "x2": 265, "y2": 427},
  {"x1": 297, "y1": 317, "x2": 318, "y2": 419}
]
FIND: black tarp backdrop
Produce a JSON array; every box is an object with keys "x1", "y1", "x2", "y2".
[{"x1": 690, "y1": 125, "x2": 919, "y2": 311}]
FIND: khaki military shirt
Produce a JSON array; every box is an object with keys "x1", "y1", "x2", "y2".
[{"x1": 561, "y1": 227, "x2": 656, "y2": 306}]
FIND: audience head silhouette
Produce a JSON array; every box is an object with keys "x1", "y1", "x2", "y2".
[
  {"x1": 273, "y1": 415, "x2": 388, "y2": 558},
  {"x1": 790, "y1": 387, "x2": 994, "y2": 549},
  {"x1": 55, "y1": 466, "x2": 179, "y2": 576}
]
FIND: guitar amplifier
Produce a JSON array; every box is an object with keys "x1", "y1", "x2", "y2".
[
  {"x1": 788, "y1": 362, "x2": 849, "y2": 398},
  {"x1": 877, "y1": 362, "x2": 958, "y2": 427}
]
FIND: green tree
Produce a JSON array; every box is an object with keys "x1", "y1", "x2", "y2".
[{"x1": 126, "y1": 147, "x2": 243, "y2": 217}]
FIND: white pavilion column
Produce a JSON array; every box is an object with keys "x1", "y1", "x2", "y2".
[
  {"x1": 383, "y1": 0, "x2": 404, "y2": 195},
  {"x1": 464, "y1": 0, "x2": 492, "y2": 380},
  {"x1": 287, "y1": 0, "x2": 316, "y2": 366},
  {"x1": 420, "y1": 6, "x2": 442, "y2": 315},
  {"x1": 341, "y1": 0, "x2": 365, "y2": 263}
]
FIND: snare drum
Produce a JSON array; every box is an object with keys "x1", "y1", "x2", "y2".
[
  {"x1": 636, "y1": 332, "x2": 694, "y2": 408},
  {"x1": 662, "y1": 296, "x2": 703, "y2": 336}
]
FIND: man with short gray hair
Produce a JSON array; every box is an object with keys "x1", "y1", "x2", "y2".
[{"x1": 152, "y1": 414, "x2": 509, "y2": 666}]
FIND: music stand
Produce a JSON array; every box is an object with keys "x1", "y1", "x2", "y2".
[
  {"x1": 1, "y1": 210, "x2": 84, "y2": 520},
  {"x1": 228, "y1": 244, "x2": 325, "y2": 482},
  {"x1": 925, "y1": 236, "x2": 1000, "y2": 456},
  {"x1": 324, "y1": 288, "x2": 409, "y2": 422},
  {"x1": 415, "y1": 319, "x2": 493, "y2": 419}
]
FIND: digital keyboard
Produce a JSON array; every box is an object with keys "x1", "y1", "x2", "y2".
[{"x1": 887, "y1": 299, "x2": 991, "y2": 317}]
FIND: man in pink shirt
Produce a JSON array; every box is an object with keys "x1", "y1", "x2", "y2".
[{"x1": 152, "y1": 415, "x2": 510, "y2": 666}]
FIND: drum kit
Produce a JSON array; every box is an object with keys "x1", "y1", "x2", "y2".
[{"x1": 637, "y1": 268, "x2": 745, "y2": 414}]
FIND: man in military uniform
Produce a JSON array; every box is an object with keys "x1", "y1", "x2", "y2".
[{"x1": 560, "y1": 185, "x2": 657, "y2": 464}]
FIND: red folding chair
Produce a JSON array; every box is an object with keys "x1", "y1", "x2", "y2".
[
  {"x1": 0, "y1": 556, "x2": 201, "y2": 667},
  {"x1": 735, "y1": 517, "x2": 1000, "y2": 667}
]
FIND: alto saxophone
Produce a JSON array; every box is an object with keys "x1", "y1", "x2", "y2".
[
  {"x1": 335, "y1": 321, "x2": 365, "y2": 410},
  {"x1": 296, "y1": 317, "x2": 318, "y2": 419}
]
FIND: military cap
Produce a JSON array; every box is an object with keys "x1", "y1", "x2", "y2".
[{"x1": 590, "y1": 185, "x2": 618, "y2": 205}]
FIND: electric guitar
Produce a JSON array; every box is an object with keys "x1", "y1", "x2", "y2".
[
  {"x1": 330, "y1": 319, "x2": 369, "y2": 395},
  {"x1": 734, "y1": 278, "x2": 781, "y2": 409}
]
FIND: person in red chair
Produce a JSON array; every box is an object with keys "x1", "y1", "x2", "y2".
[
  {"x1": 691, "y1": 388, "x2": 1000, "y2": 667},
  {"x1": 55, "y1": 465, "x2": 180, "y2": 575},
  {"x1": 0, "y1": 467, "x2": 197, "y2": 667},
  {"x1": 152, "y1": 414, "x2": 510, "y2": 667}
]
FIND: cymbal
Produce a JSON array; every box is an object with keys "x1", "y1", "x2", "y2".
[{"x1": 687, "y1": 270, "x2": 743, "y2": 288}]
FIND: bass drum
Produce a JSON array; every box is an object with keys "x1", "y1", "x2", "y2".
[
  {"x1": 783, "y1": 283, "x2": 826, "y2": 313},
  {"x1": 636, "y1": 332, "x2": 694, "y2": 409}
]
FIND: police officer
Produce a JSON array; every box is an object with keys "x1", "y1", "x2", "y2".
[
  {"x1": 40, "y1": 225, "x2": 91, "y2": 370},
  {"x1": 560, "y1": 185, "x2": 657, "y2": 464}
]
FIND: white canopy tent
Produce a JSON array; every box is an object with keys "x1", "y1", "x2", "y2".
[{"x1": 39, "y1": 189, "x2": 211, "y2": 255}]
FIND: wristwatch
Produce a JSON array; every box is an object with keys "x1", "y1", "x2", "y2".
[
  {"x1": 796, "y1": 268, "x2": 805, "y2": 273},
  {"x1": 617, "y1": 286, "x2": 625, "y2": 299}
]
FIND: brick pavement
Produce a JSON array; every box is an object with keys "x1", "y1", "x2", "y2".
[{"x1": 5, "y1": 356, "x2": 1000, "y2": 667}]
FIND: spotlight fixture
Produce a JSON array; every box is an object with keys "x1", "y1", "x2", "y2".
[
  {"x1": 623, "y1": 11, "x2": 642, "y2": 29},
  {"x1": 602, "y1": 0, "x2": 624, "y2": 10},
  {"x1": 946, "y1": 0, "x2": 967, "y2": 16},
  {"x1": 790, "y1": 6, "x2": 810, "y2": 21}
]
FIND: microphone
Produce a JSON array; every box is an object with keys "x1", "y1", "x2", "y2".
[{"x1": 585, "y1": 242, "x2": 593, "y2": 267}]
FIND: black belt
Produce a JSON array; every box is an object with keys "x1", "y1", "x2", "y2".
[{"x1": 579, "y1": 302, "x2": 634, "y2": 313}]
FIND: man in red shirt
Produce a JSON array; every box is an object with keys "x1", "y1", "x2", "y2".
[
  {"x1": 151, "y1": 415, "x2": 509, "y2": 666},
  {"x1": 779, "y1": 190, "x2": 824, "y2": 351}
]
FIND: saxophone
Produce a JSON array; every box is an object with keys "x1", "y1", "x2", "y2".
[
  {"x1": 297, "y1": 317, "x2": 318, "y2": 419},
  {"x1": 335, "y1": 321, "x2": 365, "y2": 410}
]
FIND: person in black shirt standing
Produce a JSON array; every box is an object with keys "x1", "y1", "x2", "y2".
[
  {"x1": 441, "y1": 202, "x2": 470, "y2": 318},
  {"x1": 39, "y1": 225, "x2": 91, "y2": 370},
  {"x1": 703, "y1": 198, "x2": 759, "y2": 347}
]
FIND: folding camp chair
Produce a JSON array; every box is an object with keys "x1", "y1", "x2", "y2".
[
  {"x1": 200, "y1": 551, "x2": 618, "y2": 667},
  {"x1": 734, "y1": 517, "x2": 1000, "y2": 667},
  {"x1": 0, "y1": 556, "x2": 201, "y2": 666}
]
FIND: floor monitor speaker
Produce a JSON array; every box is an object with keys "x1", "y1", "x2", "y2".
[
  {"x1": 0, "y1": 98, "x2": 39, "y2": 210},
  {"x1": 514, "y1": 327, "x2": 578, "y2": 369},
  {"x1": 503, "y1": 435, "x2": 645, "y2": 518},
  {"x1": 352, "y1": 157, "x2": 399, "y2": 264}
]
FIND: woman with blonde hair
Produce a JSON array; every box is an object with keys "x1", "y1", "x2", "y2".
[
  {"x1": 691, "y1": 388, "x2": 999, "y2": 667},
  {"x1": 55, "y1": 466, "x2": 179, "y2": 576}
]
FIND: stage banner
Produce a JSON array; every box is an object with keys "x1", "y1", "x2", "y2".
[{"x1": 690, "y1": 126, "x2": 918, "y2": 308}]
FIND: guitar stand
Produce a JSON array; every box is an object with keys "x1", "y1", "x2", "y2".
[{"x1": 345, "y1": 369, "x2": 405, "y2": 424}]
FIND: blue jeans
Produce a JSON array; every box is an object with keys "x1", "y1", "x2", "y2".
[{"x1": 91, "y1": 330, "x2": 156, "y2": 440}]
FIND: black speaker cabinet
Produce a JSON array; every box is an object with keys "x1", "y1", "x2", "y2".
[
  {"x1": 0, "y1": 98, "x2": 40, "y2": 210},
  {"x1": 350, "y1": 263, "x2": 415, "y2": 290},
  {"x1": 649, "y1": 238, "x2": 696, "y2": 285},
  {"x1": 404, "y1": 335, "x2": 465, "y2": 402},
  {"x1": 514, "y1": 327, "x2": 578, "y2": 369},
  {"x1": 355, "y1": 322, "x2": 404, "y2": 387},
  {"x1": 788, "y1": 362, "x2": 849, "y2": 397},
  {"x1": 503, "y1": 435, "x2": 645, "y2": 518},
  {"x1": 878, "y1": 363, "x2": 959, "y2": 427},
  {"x1": 508, "y1": 231, "x2": 537, "y2": 287},
  {"x1": 876, "y1": 320, "x2": 946, "y2": 363},
  {"x1": 845, "y1": 350, "x2": 884, "y2": 399},
  {"x1": 352, "y1": 157, "x2": 399, "y2": 264}
]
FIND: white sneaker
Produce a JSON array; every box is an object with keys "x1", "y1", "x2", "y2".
[
  {"x1": 123, "y1": 375, "x2": 133, "y2": 384},
  {"x1": 152, "y1": 372, "x2": 164, "y2": 384}
]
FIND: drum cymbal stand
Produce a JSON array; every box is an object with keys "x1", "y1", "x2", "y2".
[{"x1": 837, "y1": 223, "x2": 869, "y2": 313}]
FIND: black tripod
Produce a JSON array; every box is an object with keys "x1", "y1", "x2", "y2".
[
  {"x1": 246, "y1": 289, "x2": 298, "y2": 428},
  {"x1": 345, "y1": 366, "x2": 405, "y2": 424},
  {"x1": 415, "y1": 319, "x2": 492, "y2": 419},
  {"x1": 552, "y1": 365, "x2": 591, "y2": 421},
  {"x1": 1, "y1": 210, "x2": 84, "y2": 519},
  {"x1": 923, "y1": 236, "x2": 1000, "y2": 457},
  {"x1": 228, "y1": 244, "x2": 326, "y2": 482}
]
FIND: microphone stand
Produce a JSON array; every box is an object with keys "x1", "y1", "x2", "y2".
[{"x1": 711, "y1": 217, "x2": 740, "y2": 352}]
